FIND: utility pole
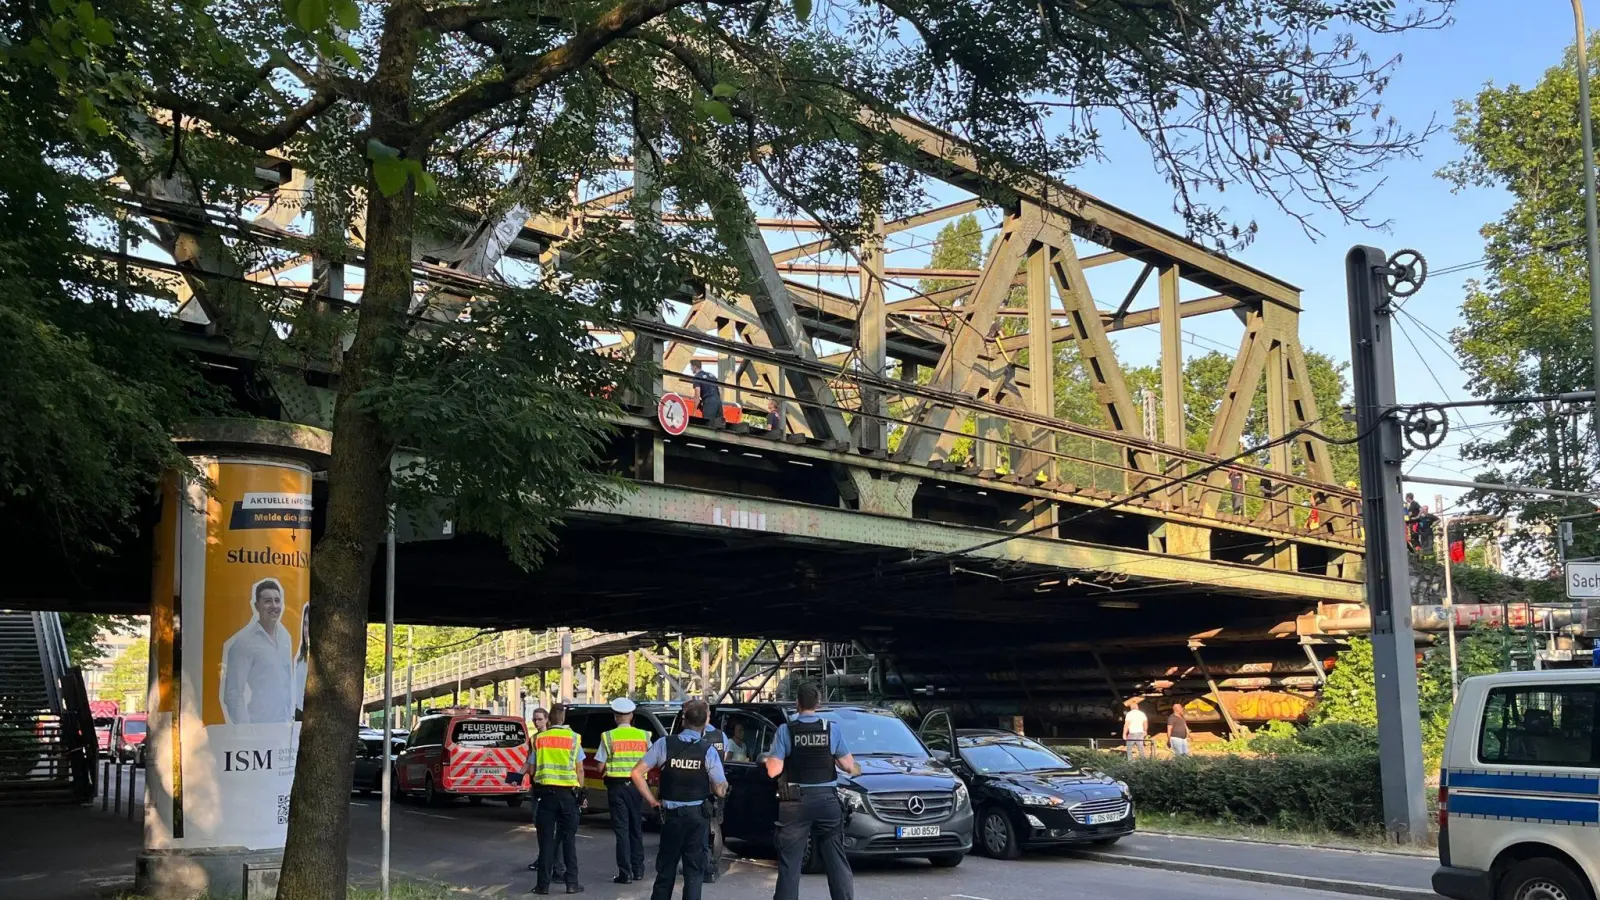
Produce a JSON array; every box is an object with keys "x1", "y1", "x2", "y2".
[
  {"x1": 1346, "y1": 245, "x2": 1429, "y2": 843},
  {"x1": 1572, "y1": 0, "x2": 1600, "y2": 438}
]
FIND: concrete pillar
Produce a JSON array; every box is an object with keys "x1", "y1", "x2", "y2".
[
  {"x1": 136, "y1": 419, "x2": 329, "y2": 900},
  {"x1": 559, "y1": 630, "x2": 574, "y2": 702},
  {"x1": 587, "y1": 659, "x2": 600, "y2": 703},
  {"x1": 627, "y1": 651, "x2": 637, "y2": 697}
]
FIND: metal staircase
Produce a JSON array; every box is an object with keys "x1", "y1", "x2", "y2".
[{"x1": 0, "y1": 611, "x2": 96, "y2": 804}]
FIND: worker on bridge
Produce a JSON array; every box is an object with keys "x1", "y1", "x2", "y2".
[
  {"x1": 689, "y1": 360, "x2": 724, "y2": 428},
  {"x1": 596, "y1": 698, "x2": 650, "y2": 884},
  {"x1": 526, "y1": 703, "x2": 584, "y2": 895}
]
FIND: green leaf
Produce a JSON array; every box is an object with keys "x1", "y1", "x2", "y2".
[
  {"x1": 697, "y1": 99, "x2": 734, "y2": 126},
  {"x1": 48, "y1": 0, "x2": 68, "y2": 14},
  {"x1": 74, "y1": 2, "x2": 95, "y2": 26},
  {"x1": 85, "y1": 18, "x2": 113, "y2": 46},
  {"x1": 365, "y1": 137, "x2": 400, "y2": 161},
  {"x1": 332, "y1": 39, "x2": 360, "y2": 69},
  {"x1": 415, "y1": 169, "x2": 438, "y2": 197},
  {"x1": 291, "y1": 0, "x2": 327, "y2": 33},
  {"x1": 371, "y1": 156, "x2": 408, "y2": 196},
  {"x1": 793, "y1": 0, "x2": 811, "y2": 22},
  {"x1": 712, "y1": 82, "x2": 737, "y2": 99},
  {"x1": 332, "y1": 0, "x2": 359, "y2": 30}
]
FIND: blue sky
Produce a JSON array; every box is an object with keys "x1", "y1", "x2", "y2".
[{"x1": 1058, "y1": 0, "x2": 1580, "y2": 509}]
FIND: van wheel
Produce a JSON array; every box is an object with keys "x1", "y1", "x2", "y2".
[
  {"x1": 929, "y1": 852, "x2": 964, "y2": 868},
  {"x1": 1499, "y1": 858, "x2": 1592, "y2": 900},
  {"x1": 506, "y1": 794, "x2": 524, "y2": 809},
  {"x1": 424, "y1": 775, "x2": 442, "y2": 807},
  {"x1": 468, "y1": 796, "x2": 484, "y2": 806}
]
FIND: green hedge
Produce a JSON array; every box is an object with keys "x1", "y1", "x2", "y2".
[{"x1": 1077, "y1": 749, "x2": 1384, "y2": 836}]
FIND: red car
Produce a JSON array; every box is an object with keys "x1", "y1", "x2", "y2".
[
  {"x1": 395, "y1": 709, "x2": 528, "y2": 807},
  {"x1": 116, "y1": 714, "x2": 148, "y2": 764}
]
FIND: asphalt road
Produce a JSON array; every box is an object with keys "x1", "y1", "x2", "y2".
[{"x1": 342, "y1": 796, "x2": 1419, "y2": 900}]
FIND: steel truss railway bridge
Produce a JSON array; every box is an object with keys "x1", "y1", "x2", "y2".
[{"x1": 10, "y1": 113, "x2": 1370, "y2": 734}]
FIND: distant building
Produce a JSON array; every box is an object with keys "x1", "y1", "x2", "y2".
[{"x1": 82, "y1": 618, "x2": 149, "y2": 711}]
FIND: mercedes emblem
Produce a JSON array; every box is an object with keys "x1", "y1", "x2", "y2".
[{"x1": 906, "y1": 796, "x2": 925, "y2": 816}]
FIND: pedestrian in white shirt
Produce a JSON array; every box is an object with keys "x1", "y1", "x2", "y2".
[
  {"x1": 221, "y1": 579, "x2": 295, "y2": 724},
  {"x1": 1122, "y1": 699, "x2": 1150, "y2": 760}
]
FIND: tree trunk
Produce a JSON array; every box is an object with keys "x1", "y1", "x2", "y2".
[{"x1": 278, "y1": 11, "x2": 420, "y2": 897}]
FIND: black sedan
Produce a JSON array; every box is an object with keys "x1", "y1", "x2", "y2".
[{"x1": 918, "y1": 711, "x2": 1134, "y2": 859}]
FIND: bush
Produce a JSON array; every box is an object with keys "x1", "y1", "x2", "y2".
[{"x1": 1074, "y1": 749, "x2": 1384, "y2": 836}]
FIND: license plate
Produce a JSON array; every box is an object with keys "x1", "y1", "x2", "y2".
[
  {"x1": 1085, "y1": 812, "x2": 1123, "y2": 825},
  {"x1": 896, "y1": 825, "x2": 940, "y2": 838},
  {"x1": 471, "y1": 766, "x2": 505, "y2": 776}
]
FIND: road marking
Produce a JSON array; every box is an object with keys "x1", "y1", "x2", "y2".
[
  {"x1": 952, "y1": 894, "x2": 997, "y2": 900},
  {"x1": 349, "y1": 801, "x2": 371, "y2": 807},
  {"x1": 402, "y1": 810, "x2": 456, "y2": 820}
]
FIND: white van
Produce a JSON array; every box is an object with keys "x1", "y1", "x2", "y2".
[{"x1": 1435, "y1": 669, "x2": 1600, "y2": 900}]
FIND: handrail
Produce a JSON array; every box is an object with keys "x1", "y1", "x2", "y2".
[
  {"x1": 363, "y1": 628, "x2": 608, "y2": 703},
  {"x1": 634, "y1": 322, "x2": 1363, "y2": 544}
]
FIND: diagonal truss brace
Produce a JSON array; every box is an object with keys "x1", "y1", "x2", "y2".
[{"x1": 894, "y1": 207, "x2": 1043, "y2": 466}]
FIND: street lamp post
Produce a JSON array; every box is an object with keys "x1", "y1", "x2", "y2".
[{"x1": 1572, "y1": 0, "x2": 1600, "y2": 436}]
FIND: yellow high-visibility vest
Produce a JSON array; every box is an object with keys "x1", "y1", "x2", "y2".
[
  {"x1": 601, "y1": 726, "x2": 651, "y2": 775},
  {"x1": 534, "y1": 725, "x2": 580, "y2": 787}
]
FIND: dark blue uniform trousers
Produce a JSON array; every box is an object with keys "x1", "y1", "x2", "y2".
[
  {"x1": 651, "y1": 806, "x2": 709, "y2": 900},
  {"x1": 607, "y1": 779, "x2": 646, "y2": 878},
  {"x1": 774, "y1": 787, "x2": 854, "y2": 900}
]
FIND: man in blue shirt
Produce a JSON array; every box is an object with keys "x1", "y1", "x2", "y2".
[
  {"x1": 631, "y1": 698, "x2": 726, "y2": 900},
  {"x1": 764, "y1": 683, "x2": 860, "y2": 900}
]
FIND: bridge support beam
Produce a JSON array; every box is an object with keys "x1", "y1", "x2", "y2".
[{"x1": 136, "y1": 420, "x2": 328, "y2": 900}]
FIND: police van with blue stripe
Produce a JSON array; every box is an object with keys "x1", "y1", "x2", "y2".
[{"x1": 1435, "y1": 669, "x2": 1600, "y2": 900}]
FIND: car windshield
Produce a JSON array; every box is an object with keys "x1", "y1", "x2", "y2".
[
  {"x1": 819, "y1": 709, "x2": 927, "y2": 758},
  {"x1": 94, "y1": 718, "x2": 114, "y2": 730},
  {"x1": 123, "y1": 719, "x2": 147, "y2": 735},
  {"x1": 451, "y1": 720, "x2": 526, "y2": 748},
  {"x1": 957, "y1": 736, "x2": 1074, "y2": 774}
]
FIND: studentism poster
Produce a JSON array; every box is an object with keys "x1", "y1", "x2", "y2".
[{"x1": 150, "y1": 457, "x2": 312, "y2": 852}]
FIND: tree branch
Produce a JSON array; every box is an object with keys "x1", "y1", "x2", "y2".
[
  {"x1": 152, "y1": 87, "x2": 343, "y2": 153},
  {"x1": 412, "y1": 0, "x2": 703, "y2": 147}
]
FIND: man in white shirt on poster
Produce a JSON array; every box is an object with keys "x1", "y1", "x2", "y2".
[{"x1": 221, "y1": 578, "x2": 295, "y2": 724}]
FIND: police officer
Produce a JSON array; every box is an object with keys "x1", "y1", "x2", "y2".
[
  {"x1": 595, "y1": 698, "x2": 650, "y2": 884},
  {"x1": 699, "y1": 717, "x2": 727, "y2": 883},
  {"x1": 765, "y1": 682, "x2": 860, "y2": 900},
  {"x1": 630, "y1": 698, "x2": 726, "y2": 900},
  {"x1": 526, "y1": 703, "x2": 584, "y2": 895},
  {"x1": 525, "y1": 707, "x2": 564, "y2": 880}
]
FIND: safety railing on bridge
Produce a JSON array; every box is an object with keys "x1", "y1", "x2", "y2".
[
  {"x1": 363, "y1": 628, "x2": 605, "y2": 705},
  {"x1": 627, "y1": 321, "x2": 1363, "y2": 548}
]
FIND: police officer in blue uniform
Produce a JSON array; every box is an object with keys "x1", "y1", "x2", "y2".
[
  {"x1": 764, "y1": 682, "x2": 860, "y2": 900},
  {"x1": 631, "y1": 698, "x2": 727, "y2": 900}
]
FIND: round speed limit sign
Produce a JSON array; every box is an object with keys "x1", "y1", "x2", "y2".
[{"x1": 657, "y1": 392, "x2": 690, "y2": 435}]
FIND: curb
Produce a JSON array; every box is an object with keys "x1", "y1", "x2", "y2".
[
  {"x1": 1067, "y1": 850, "x2": 1436, "y2": 900},
  {"x1": 1136, "y1": 828, "x2": 1438, "y2": 859}
]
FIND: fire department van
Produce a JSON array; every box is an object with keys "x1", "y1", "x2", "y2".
[
  {"x1": 396, "y1": 709, "x2": 528, "y2": 807},
  {"x1": 1434, "y1": 669, "x2": 1600, "y2": 900}
]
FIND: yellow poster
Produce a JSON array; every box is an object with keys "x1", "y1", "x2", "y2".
[{"x1": 201, "y1": 460, "x2": 312, "y2": 727}]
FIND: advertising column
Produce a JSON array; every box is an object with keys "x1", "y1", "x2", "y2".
[{"x1": 138, "y1": 422, "x2": 327, "y2": 900}]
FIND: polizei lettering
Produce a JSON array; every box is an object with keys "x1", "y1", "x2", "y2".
[
  {"x1": 668, "y1": 757, "x2": 704, "y2": 770},
  {"x1": 794, "y1": 733, "x2": 830, "y2": 747},
  {"x1": 225, "y1": 547, "x2": 310, "y2": 568}
]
